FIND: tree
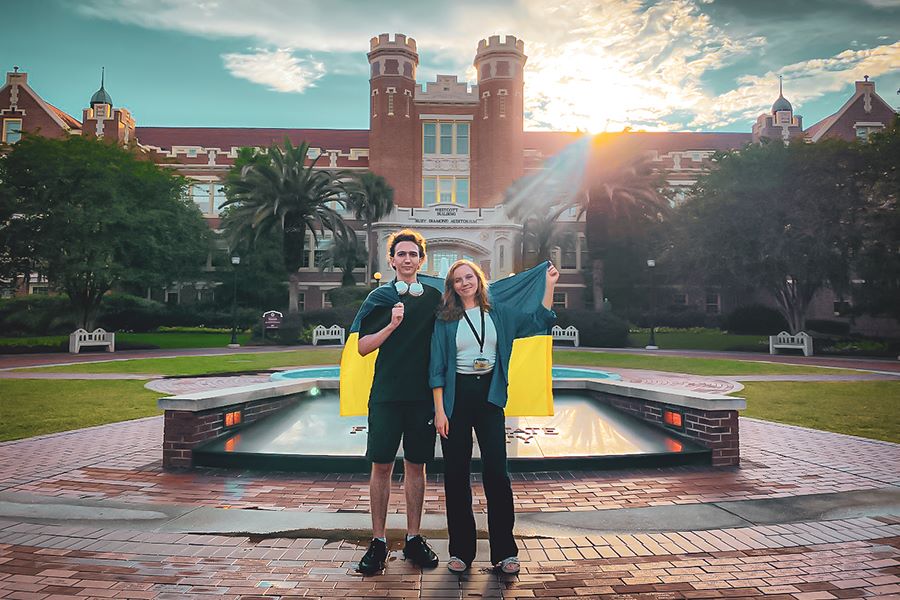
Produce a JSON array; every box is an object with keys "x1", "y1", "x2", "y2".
[
  {"x1": 218, "y1": 206, "x2": 288, "y2": 310},
  {"x1": 222, "y1": 140, "x2": 351, "y2": 313},
  {"x1": 853, "y1": 117, "x2": 900, "y2": 319},
  {"x1": 349, "y1": 171, "x2": 394, "y2": 283},
  {"x1": 320, "y1": 230, "x2": 366, "y2": 287},
  {"x1": 0, "y1": 135, "x2": 210, "y2": 329},
  {"x1": 671, "y1": 139, "x2": 866, "y2": 333},
  {"x1": 580, "y1": 151, "x2": 670, "y2": 309}
]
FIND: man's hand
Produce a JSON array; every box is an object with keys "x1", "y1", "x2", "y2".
[{"x1": 390, "y1": 302, "x2": 404, "y2": 329}]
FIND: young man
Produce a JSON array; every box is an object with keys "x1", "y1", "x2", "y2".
[{"x1": 356, "y1": 229, "x2": 441, "y2": 575}]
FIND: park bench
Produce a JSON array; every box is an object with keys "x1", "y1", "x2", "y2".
[
  {"x1": 69, "y1": 328, "x2": 115, "y2": 354},
  {"x1": 769, "y1": 331, "x2": 813, "y2": 357},
  {"x1": 551, "y1": 324, "x2": 580, "y2": 347},
  {"x1": 312, "y1": 324, "x2": 346, "y2": 346}
]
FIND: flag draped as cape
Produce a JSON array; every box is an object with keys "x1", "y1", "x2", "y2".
[{"x1": 339, "y1": 263, "x2": 554, "y2": 417}]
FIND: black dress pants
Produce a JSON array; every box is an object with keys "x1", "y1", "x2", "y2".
[{"x1": 441, "y1": 372, "x2": 518, "y2": 565}]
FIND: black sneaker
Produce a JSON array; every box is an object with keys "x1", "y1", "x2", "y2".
[
  {"x1": 403, "y1": 535, "x2": 439, "y2": 568},
  {"x1": 358, "y1": 538, "x2": 388, "y2": 575}
]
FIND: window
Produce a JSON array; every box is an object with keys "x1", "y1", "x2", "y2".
[
  {"x1": 428, "y1": 250, "x2": 475, "y2": 278},
  {"x1": 423, "y1": 177, "x2": 437, "y2": 205},
  {"x1": 423, "y1": 123, "x2": 436, "y2": 154},
  {"x1": 559, "y1": 233, "x2": 577, "y2": 270},
  {"x1": 855, "y1": 125, "x2": 883, "y2": 142},
  {"x1": 552, "y1": 292, "x2": 567, "y2": 309},
  {"x1": 212, "y1": 185, "x2": 226, "y2": 216},
  {"x1": 166, "y1": 291, "x2": 179, "y2": 306},
  {"x1": 673, "y1": 293, "x2": 688, "y2": 306},
  {"x1": 705, "y1": 292, "x2": 720, "y2": 315},
  {"x1": 457, "y1": 123, "x2": 469, "y2": 155},
  {"x1": 483, "y1": 97, "x2": 489, "y2": 119},
  {"x1": 423, "y1": 121, "x2": 469, "y2": 155},
  {"x1": 313, "y1": 234, "x2": 331, "y2": 268},
  {"x1": 438, "y1": 177, "x2": 453, "y2": 203},
  {"x1": 833, "y1": 300, "x2": 851, "y2": 316},
  {"x1": 456, "y1": 178, "x2": 469, "y2": 207},
  {"x1": 2, "y1": 119, "x2": 22, "y2": 144},
  {"x1": 440, "y1": 123, "x2": 453, "y2": 154},
  {"x1": 323, "y1": 291, "x2": 333, "y2": 308},
  {"x1": 30, "y1": 285, "x2": 49, "y2": 295},
  {"x1": 578, "y1": 235, "x2": 588, "y2": 270},
  {"x1": 387, "y1": 92, "x2": 394, "y2": 116},
  {"x1": 298, "y1": 293, "x2": 305, "y2": 312},
  {"x1": 422, "y1": 176, "x2": 469, "y2": 206},
  {"x1": 191, "y1": 183, "x2": 211, "y2": 214},
  {"x1": 499, "y1": 96, "x2": 507, "y2": 118}
]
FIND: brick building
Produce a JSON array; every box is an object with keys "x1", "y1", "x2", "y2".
[{"x1": 1, "y1": 34, "x2": 896, "y2": 327}]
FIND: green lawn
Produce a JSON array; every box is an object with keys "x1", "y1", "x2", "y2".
[
  {"x1": 627, "y1": 330, "x2": 767, "y2": 352},
  {"x1": 738, "y1": 380, "x2": 900, "y2": 443},
  {"x1": 0, "y1": 379, "x2": 162, "y2": 442},
  {"x1": 22, "y1": 348, "x2": 343, "y2": 376},
  {"x1": 553, "y1": 350, "x2": 858, "y2": 375},
  {"x1": 0, "y1": 332, "x2": 252, "y2": 352}
]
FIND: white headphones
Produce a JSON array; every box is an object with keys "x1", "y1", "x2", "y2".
[{"x1": 394, "y1": 281, "x2": 424, "y2": 297}]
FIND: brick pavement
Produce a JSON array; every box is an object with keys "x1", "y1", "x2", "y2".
[{"x1": 1, "y1": 347, "x2": 898, "y2": 597}]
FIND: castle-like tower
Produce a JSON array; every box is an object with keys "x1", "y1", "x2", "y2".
[
  {"x1": 472, "y1": 35, "x2": 526, "y2": 207},
  {"x1": 81, "y1": 69, "x2": 135, "y2": 145},
  {"x1": 367, "y1": 34, "x2": 420, "y2": 207}
]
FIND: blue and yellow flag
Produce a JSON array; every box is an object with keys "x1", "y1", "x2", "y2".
[
  {"x1": 339, "y1": 264, "x2": 554, "y2": 417},
  {"x1": 339, "y1": 274, "x2": 443, "y2": 416}
]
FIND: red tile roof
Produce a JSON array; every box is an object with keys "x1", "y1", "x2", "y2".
[
  {"x1": 524, "y1": 130, "x2": 751, "y2": 156},
  {"x1": 135, "y1": 127, "x2": 369, "y2": 151},
  {"x1": 47, "y1": 103, "x2": 81, "y2": 129}
]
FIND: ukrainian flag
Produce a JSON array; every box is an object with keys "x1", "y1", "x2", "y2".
[
  {"x1": 339, "y1": 263, "x2": 554, "y2": 417},
  {"x1": 339, "y1": 274, "x2": 444, "y2": 416}
]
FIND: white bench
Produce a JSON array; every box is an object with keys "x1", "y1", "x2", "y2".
[
  {"x1": 69, "y1": 328, "x2": 115, "y2": 354},
  {"x1": 769, "y1": 331, "x2": 813, "y2": 357},
  {"x1": 312, "y1": 324, "x2": 345, "y2": 346},
  {"x1": 551, "y1": 325, "x2": 580, "y2": 347}
]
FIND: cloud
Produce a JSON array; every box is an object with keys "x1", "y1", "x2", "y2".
[
  {"x1": 221, "y1": 48, "x2": 325, "y2": 93},
  {"x1": 691, "y1": 41, "x2": 900, "y2": 128},
  {"x1": 75, "y1": 0, "x2": 899, "y2": 131}
]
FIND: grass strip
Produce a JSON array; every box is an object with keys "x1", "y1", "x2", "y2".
[
  {"x1": 0, "y1": 379, "x2": 163, "y2": 442},
  {"x1": 738, "y1": 380, "x2": 900, "y2": 444}
]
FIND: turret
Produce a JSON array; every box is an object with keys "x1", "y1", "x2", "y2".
[
  {"x1": 367, "y1": 34, "x2": 420, "y2": 207},
  {"x1": 472, "y1": 35, "x2": 526, "y2": 207},
  {"x1": 82, "y1": 68, "x2": 135, "y2": 145}
]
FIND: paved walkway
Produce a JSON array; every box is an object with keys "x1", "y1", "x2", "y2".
[{"x1": 1, "y1": 347, "x2": 898, "y2": 598}]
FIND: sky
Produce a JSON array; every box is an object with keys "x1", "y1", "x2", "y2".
[{"x1": 3, "y1": 0, "x2": 899, "y2": 133}]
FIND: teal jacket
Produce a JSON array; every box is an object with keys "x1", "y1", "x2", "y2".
[{"x1": 428, "y1": 262, "x2": 556, "y2": 418}]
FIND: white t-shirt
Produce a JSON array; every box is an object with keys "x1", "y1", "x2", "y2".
[{"x1": 455, "y1": 307, "x2": 498, "y2": 374}]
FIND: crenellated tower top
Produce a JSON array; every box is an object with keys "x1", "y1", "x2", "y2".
[
  {"x1": 369, "y1": 33, "x2": 418, "y2": 53},
  {"x1": 476, "y1": 35, "x2": 525, "y2": 54},
  {"x1": 368, "y1": 33, "x2": 419, "y2": 80}
]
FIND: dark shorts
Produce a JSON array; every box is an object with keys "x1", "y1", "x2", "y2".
[{"x1": 366, "y1": 402, "x2": 436, "y2": 464}]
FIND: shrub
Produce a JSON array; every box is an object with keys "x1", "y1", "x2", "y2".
[
  {"x1": 96, "y1": 294, "x2": 167, "y2": 332},
  {"x1": 327, "y1": 286, "x2": 370, "y2": 308},
  {"x1": 554, "y1": 309, "x2": 629, "y2": 347},
  {"x1": 272, "y1": 313, "x2": 304, "y2": 345},
  {"x1": 722, "y1": 304, "x2": 789, "y2": 335},
  {"x1": 161, "y1": 305, "x2": 259, "y2": 329},
  {"x1": 156, "y1": 326, "x2": 236, "y2": 334},
  {"x1": 0, "y1": 295, "x2": 77, "y2": 336},
  {"x1": 619, "y1": 307, "x2": 713, "y2": 329},
  {"x1": 806, "y1": 319, "x2": 851, "y2": 336}
]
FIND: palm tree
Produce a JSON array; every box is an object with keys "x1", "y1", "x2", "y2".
[
  {"x1": 222, "y1": 140, "x2": 351, "y2": 313},
  {"x1": 577, "y1": 154, "x2": 670, "y2": 308},
  {"x1": 320, "y1": 230, "x2": 366, "y2": 287},
  {"x1": 349, "y1": 172, "x2": 394, "y2": 283}
]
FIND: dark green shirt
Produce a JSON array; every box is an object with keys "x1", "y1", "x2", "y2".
[{"x1": 360, "y1": 284, "x2": 441, "y2": 405}]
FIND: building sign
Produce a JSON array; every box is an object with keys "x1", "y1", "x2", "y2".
[
  {"x1": 409, "y1": 204, "x2": 481, "y2": 225},
  {"x1": 262, "y1": 310, "x2": 283, "y2": 329}
]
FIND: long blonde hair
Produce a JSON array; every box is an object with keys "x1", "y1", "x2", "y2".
[{"x1": 438, "y1": 259, "x2": 491, "y2": 321}]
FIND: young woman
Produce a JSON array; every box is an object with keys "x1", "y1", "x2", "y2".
[{"x1": 429, "y1": 260, "x2": 559, "y2": 574}]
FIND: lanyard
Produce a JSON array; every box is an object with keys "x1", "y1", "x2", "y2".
[{"x1": 462, "y1": 308, "x2": 485, "y2": 354}]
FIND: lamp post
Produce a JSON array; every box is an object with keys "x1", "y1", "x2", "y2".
[
  {"x1": 373, "y1": 271, "x2": 382, "y2": 288},
  {"x1": 228, "y1": 255, "x2": 241, "y2": 348},
  {"x1": 646, "y1": 259, "x2": 658, "y2": 350}
]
